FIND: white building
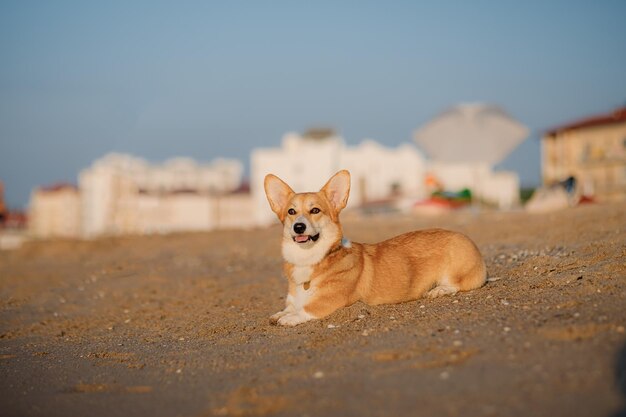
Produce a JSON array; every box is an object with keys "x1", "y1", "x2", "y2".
[
  {"x1": 251, "y1": 129, "x2": 426, "y2": 225},
  {"x1": 79, "y1": 153, "x2": 245, "y2": 237},
  {"x1": 28, "y1": 184, "x2": 82, "y2": 238}
]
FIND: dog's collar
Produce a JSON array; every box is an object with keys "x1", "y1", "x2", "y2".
[{"x1": 326, "y1": 237, "x2": 351, "y2": 256}]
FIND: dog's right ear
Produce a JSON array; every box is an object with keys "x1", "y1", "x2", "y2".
[{"x1": 264, "y1": 174, "x2": 295, "y2": 221}]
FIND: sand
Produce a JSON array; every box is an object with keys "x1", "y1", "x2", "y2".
[{"x1": 1, "y1": 202, "x2": 625, "y2": 417}]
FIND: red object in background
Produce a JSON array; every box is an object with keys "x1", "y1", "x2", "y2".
[
  {"x1": 39, "y1": 182, "x2": 78, "y2": 193},
  {"x1": 578, "y1": 195, "x2": 595, "y2": 205},
  {"x1": 429, "y1": 195, "x2": 471, "y2": 209},
  {"x1": 4, "y1": 211, "x2": 27, "y2": 229},
  {"x1": 0, "y1": 180, "x2": 28, "y2": 229},
  {"x1": 415, "y1": 197, "x2": 469, "y2": 210},
  {"x1": 0, "y1": 180, "x2": 8, "y2": 226}
]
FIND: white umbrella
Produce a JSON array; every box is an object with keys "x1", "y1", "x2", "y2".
[{"x1": 414, "y1": 103, "x2": 529, "y2": 166}]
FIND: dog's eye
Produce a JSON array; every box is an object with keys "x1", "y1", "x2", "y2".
[
  {"x1": 287, "y1": 208, "x2": 296, "y2": 215},
  {"x1": 310, "y1": 208, "x2": 320, "y2": 214}
]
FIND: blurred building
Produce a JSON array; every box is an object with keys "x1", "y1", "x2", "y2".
[
  {"x1": 251, "y1": 129, "x2": 426, "y2": 225},
  {"x1": 542, "y1": 106, "x2": 626, "y2": 201},
  {"x1": 414, "y1": 103, "x2": 528, "y2": 209},
  {"x1": 27, "y1": 153, "x2": 250, "y2": 239},
  {"x1": 78, "y1": 153, "x2": 247, "y2": 237},
  {"x1": 28, "y1": 183, "x2": 81, "y2": 238}
]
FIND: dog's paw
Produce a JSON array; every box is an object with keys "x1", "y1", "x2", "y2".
[
  {"x1": 277, "y1": 311, "x2": 313, "y2": 326},
  {"x1": 269, "y1": 310, "x2": 289, "y2": 325},
  {"x1": 426, "y1": 285, "x2": 458, "y2": 298}
]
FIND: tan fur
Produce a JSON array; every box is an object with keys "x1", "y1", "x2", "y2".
[{"x1": 264, "y1": 170, "x2": 486, "y2": 326}]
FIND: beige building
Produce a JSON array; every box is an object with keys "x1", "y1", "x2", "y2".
[
  {"x1": 214, "y1": 189, "x2": 255, "y2": 230},
  {"x1": 542, "y1": 106, "x2": 626, "y2": 201},
  {"x1": 112, "y1": 187, "x2": 255, "y2": 235},
  {"x1": 79, "y1": 153, "x2": 246, "y2": 237},
  {"x1": 28, "y1": 184, "x2": 81, "y2": 238},
  {"x1": 28, "y1": 153, "x2": 253, "y2": 238}
]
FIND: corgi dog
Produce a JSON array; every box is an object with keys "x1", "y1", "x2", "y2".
[{"x1": 264, "y1": 170, "x2": 486, "y2": 326}]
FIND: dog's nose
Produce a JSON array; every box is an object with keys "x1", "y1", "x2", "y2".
[{"x1": 293, "y1": 222, "x2": 306, "y2": 234}]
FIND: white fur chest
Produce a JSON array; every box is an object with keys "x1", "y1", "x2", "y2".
[
  {"x1": 288, "y1": 283, "x2": 313, "y2": 311},
  {"x1": 291, "y1": 265, "x2": 312, "y2": 285},
  {"x1": 285, "y1": 265, "x2": 314, "y2": 314}
]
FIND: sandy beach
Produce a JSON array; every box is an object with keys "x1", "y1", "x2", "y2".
[{"x1": 1, "y1": 202, "x2": 625, "y2": 417}]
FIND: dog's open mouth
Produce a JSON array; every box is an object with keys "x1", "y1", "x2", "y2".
[{"x1": 293, "y1": 234, "x2": 320, "y2": 243}]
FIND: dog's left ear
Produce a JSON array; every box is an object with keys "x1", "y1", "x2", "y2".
[{"x1": 321, "y1": 170, "x2": 351, "y2": 214}]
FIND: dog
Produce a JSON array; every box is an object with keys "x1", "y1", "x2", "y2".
[{"x1": 264, "y1": 170, "x2": 486, "y2": 326}]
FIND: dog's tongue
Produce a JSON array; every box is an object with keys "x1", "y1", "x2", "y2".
[{"x1": 295, "y1": 235, "x2": 310, "y2": 243}]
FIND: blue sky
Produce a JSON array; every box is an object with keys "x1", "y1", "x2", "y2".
[{"x1": 1, "y1": 1, "x2": 625, "y2": 208}]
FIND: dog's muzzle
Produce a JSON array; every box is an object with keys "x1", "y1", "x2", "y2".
[
  {"x1": 292, "y1": 217, "x2": 319, "y2": 244},
  {"x1": 293, "y1": 233, "x2": 320, "y2": 243}
]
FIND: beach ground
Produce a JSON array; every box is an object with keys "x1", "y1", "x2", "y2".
[{"x1": 1, "y1": 202, "x2": 625, "y2": 417}]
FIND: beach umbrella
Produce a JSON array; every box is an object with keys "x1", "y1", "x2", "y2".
[{"x1": 414, "y1": 103, "x2": 529, "y2": 166}]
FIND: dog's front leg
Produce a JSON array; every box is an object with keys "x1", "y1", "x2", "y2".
[
  {"x1": 275, "y1": 290, "x2": 316, "y2": 326},
  {"x1": 270, "y1": 279, "x2": 300, "y2": 324}
]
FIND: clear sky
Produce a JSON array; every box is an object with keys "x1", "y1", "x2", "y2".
[{"x1": 1, "y1": 1, "x2": 625, "y2": 208}]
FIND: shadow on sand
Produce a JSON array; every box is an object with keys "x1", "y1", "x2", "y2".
[{"x1": 613, "y1": 341, "x2": 626, "y2": 417}]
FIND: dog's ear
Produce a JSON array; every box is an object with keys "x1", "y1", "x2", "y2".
[
  {"x1": 264, "y1": 174, "x2": 295, "y2": 221},
  {"x1": 321, "y1": 170, "x2": 351, "y2": 214}
]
